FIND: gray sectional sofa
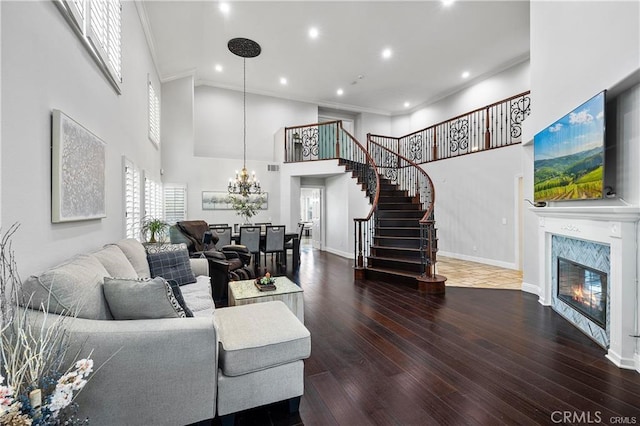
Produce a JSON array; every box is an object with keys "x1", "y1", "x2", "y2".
[{"x1": 21, "y1": 238, "x2": 310, "y2": 426}]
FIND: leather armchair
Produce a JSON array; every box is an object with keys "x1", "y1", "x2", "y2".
[{"x1": 169, "y1": 221, "x2": 254, "y2": 302}]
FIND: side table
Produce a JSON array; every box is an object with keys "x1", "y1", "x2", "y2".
[{"x1": 228, "y1": 276, "x2": 304, "y2": 323}]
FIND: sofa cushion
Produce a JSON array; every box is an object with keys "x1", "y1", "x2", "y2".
[
  {"x1": 21, "y1": 254, "x2": 112, "y2": 320},
  {"x1": 91, "y1": 245, "x2": 138, "y2": 279},
  {"x1": 113, "y1": 239, "x2": 151, "y2": 278},
  {"x1": 148, "y1": 249, "x2": 196, "y2": 286},
  {"x1": 180, "y1": 275, "x2": 215, "y2": 316},
  {"x1": 213, "y1": 301, "x2": 311, "y2": 377},
  {"x1": 103, "y1": 277, "x2": 187, "y2": 320}
]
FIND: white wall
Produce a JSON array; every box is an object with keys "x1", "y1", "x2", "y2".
[
  {"x1": 1, "y1": 1, "x2": 161, "y2": 276},
  {"x1": 194, "y1": 85, "x2": 317, "y2": 161},
  {"x1": 324, "y1": 173, "x2": 370, "y2": 258},
  {"x1": 426, "y1": 145, "x2": 522, "y2": 268},
  {"x1": 358, "y1": 112, "x2": 391, "y2": 145},
  {"x1": 162, "y1": 81, "x2": 317, "y2": 226},
  {"x1": 392, "y1": 60, "x2": 530, "y2": 136},
  {"x1": 524, "y1": 0, "x2": 640, "y2": 293}
]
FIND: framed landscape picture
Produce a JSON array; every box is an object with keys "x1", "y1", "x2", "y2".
[{"x1": 51, "y1": 109, "x2": 106, "y2": 222}]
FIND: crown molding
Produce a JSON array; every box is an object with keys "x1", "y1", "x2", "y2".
[{"x1": 134, "y1": 1, "x2": 161, "y2": 81}]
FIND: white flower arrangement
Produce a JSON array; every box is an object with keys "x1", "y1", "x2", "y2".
[{"x1": 0, "y1": 224, "x2": 100, "y2": 425}]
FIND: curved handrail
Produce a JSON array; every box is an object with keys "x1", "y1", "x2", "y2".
[
  {"x1": 341, "y1": 126, "x2": 381, "y2": 222},
  {"x1": 368, "y1": 138, "x2": 435, "y2": 224}
]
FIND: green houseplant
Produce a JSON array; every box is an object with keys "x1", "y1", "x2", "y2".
[{"x1": 141, "y1": 217, "x2": 168, "y2": 243}]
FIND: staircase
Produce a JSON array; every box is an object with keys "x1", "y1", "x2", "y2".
[
  {"x1": 341, "y1": 158, "x2": 443, "y2": 290},
  {"x1": 368, "y1": 177, "x2": 425, "y2": 285}
]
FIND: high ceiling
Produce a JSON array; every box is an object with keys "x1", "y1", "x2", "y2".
[{"x1": 141, "y1": 1, "x2": 530, "y2": 115}]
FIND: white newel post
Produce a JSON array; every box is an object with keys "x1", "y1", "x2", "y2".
[{"x1": 535, "y1": 207, "x2": 640, "y2": 371}]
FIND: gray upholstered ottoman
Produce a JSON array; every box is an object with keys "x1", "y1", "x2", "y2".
[{"x1": 213, "y1": 301, "x2": 311, "y2": 424}]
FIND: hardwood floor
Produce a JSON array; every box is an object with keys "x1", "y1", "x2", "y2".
[{"x1": 216, "y1": 248, "x2": 640, "y2": 426}]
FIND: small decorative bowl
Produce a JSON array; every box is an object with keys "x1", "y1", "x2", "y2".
[{"x1": 256, "y1": 276, "x2": 276, "y2": 286}]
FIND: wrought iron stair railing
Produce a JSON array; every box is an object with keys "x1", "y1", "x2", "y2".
[
  {"x1": 370, "y1": 91, "x2": 531, "y2": 164},
  {"x1": 367, "y1": 139, "x2": 443, "y2": 287}
]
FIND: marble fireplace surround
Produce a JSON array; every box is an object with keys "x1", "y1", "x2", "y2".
[{"x1": 535, "y1": 206, "x2": 640, "y2": 371}]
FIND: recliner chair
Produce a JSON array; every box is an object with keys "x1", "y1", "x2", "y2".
[{"x1": 169, "y1": 220, "x2": 254, "y2": 302}]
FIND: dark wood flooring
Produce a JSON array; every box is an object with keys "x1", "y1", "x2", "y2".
[{"x1": 212, "y1": 248, "x2": 640, "y2": 426}]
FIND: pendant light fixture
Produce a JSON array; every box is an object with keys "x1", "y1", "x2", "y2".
[{"x1": 227, "y1": 37, "x2": 262, "y2": 196}]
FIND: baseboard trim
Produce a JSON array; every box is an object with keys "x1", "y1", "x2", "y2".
[
  {"x1": 521, "y1": 281, "x2": 540, "y2": 297},
  {"x1": 606, "y1": 350, "x2": 638, "y2": 371},
  {"x1": 323, "y1": 247, "x2": 353, "y2": 259},
  {"x1": 438, "y1": 251, "x2": 517, "y2": 270}
]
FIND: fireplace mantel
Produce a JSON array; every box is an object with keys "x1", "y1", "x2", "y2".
[
  {"x1": 531, "y1": 205, "x2": 640, "y2": 222},
  {"x1": 533, "y1": 206, "x2": 639, "y2": 372}
]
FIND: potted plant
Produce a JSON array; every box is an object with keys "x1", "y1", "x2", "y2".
[
  {"x1": 226, "y1": 194, "x2": 266, "y2": 224},
  {"x1": 141, "y1": 217, "x2": 168, "y2": 243}
]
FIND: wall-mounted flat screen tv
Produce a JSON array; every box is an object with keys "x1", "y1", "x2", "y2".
[{"x1": 534, "y1": 91, "x2": 606, "y2": 202}]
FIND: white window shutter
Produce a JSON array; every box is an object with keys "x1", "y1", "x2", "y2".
[
  {"x1": 164, "y1": 184, "x2": 187, "y2": 224},
  {"x1": 124, "y1": 159, "x2": 141, "y2": 240},
  {"x1": 148, "y1": 80, "x2": 161, "y2": 144}
]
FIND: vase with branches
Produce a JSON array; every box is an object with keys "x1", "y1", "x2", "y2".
[
  {"x1": 226, "y1": 194, "x2": 266, "y2": 224},
  {"x1": 0, "y1": 224, "x2": 98, "y2": 425}
]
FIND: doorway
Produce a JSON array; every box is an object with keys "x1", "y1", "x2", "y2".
[{"x1": 300, "y1": 187, "x2": 323, "y2": 249}]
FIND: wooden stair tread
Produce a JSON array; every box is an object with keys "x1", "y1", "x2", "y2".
[
  {"x1": 365, "y1": 267, "x2": 421, "y2": 279},
  {"x1": 367, "y1": 255, "x2": 422, "y2": 265}
]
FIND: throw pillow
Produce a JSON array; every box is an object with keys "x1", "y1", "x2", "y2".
[
  {"x1": 103, "y1": 277, "x2": 186, "y2": 320},
  {"x1": 167, "y1": 279, "x2": 194, "y2": 317},
  {"x1": 144, "y1": 242, "x2": 188, "y2": 254},
  {"x1": 147, "y1": 249, "x2": 197, "y2": 286}
]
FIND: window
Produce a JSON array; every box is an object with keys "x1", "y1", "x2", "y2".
[
  {"x1": 164, "y1": 184, "x2": 187, "y2": 224},
  {"x1": 148, "y1": 78, "x2": 161, "y2": 144},
  {"x1": 124, "y1": 158, "x2": 141, "y2": 240},
  {"x1": 144, "y1": 175, "x2": 163, "y2": 220},
  {"x1": 55, "y1": 0, "x2": 122, "y2": 92}
]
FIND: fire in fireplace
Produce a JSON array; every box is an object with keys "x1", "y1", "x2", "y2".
[{"x1": 557, "y1": 257, "x2": 607, "y2": 328}]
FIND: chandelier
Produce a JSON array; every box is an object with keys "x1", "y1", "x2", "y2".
[{"x1": 227, "y1": 38, "x2": 262, "y2": 197}]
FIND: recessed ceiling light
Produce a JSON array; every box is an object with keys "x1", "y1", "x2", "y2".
[
  {"x1": 382, "y1": 48, "x2": 392, "y2": 59},
  {"x1": 337, "y1": 88, "x2": 344, "y2": 96},
  {"x1": 309, "y1": 27, "x2": 319, "y2": 39},
  {"x1": 442, "y1": 0, "x2": 455, "y2": 7},
  {"x1": 215, "y1": 64, "x2": 223, "y2": 72},
  {"x1": 404, "y1": 102, "x2": 411, "y2": 108},
  {"x1": 461, "y1": 71, "x2": 470, "y2": 79},
  {"x1": 280, "y1": 77, "x2": 288, "y2": 85},
  {"x1": 219, "y1": 2, "x2": 230, "y2": 14}
]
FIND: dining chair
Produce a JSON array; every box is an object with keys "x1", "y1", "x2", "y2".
[
  {"x1": 285, "y1": 222, "x2": 304, "y2": 267},
  {"x1": 254, "y1": 222, "x2": 272, "y2": 232},
  {"x1": 209, "y1": 223, "x2": 229, "y2": 229},
  {"x1": 261, "y1": 225, "x2": 286, "y2": 272},
  {"x1": 239, "y1": 226, "x2": 261, "y2": 270},
  {"x1": 210, "y1": 226, "x2": 232, "y2": 248}
]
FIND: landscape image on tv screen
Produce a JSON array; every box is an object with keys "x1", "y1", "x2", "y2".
[{"x1": 534, "y1": 91, "x2": 605, "y2": 202}]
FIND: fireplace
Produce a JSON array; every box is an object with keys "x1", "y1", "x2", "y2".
[{"x1": 557, "y1": 257, "x2": 607, "y2": 328}]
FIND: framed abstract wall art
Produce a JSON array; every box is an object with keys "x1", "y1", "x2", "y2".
[{"x1": 51, "y1": 109, "x2": 106, "y2": 222}]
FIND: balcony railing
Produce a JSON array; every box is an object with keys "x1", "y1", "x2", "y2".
[{"x1": 369, "y1": 91, "x2": 530, "y2": 164}]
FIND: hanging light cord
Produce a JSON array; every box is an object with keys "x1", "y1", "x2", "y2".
[{"x1": 243, "y1": 58, "x2": 247, "y2": 169}]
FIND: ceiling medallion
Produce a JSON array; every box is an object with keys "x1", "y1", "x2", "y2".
[{"x1": 227, "y1": 38, "x2": 261, "y2": 58}]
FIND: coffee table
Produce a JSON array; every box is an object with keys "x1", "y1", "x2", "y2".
[{"x1": 228, "y1": 276, "x2": 304, "y2": 323}]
